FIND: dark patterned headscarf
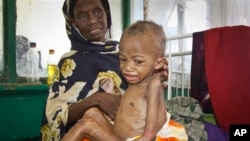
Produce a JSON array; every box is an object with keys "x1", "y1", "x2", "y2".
[{"x1": 62, "y1": 0, "x2": 117, "y2": 52}]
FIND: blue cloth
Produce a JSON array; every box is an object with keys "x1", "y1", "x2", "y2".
[{"x1": 204, "y1": 122, "x2": 229, "y2": 141}]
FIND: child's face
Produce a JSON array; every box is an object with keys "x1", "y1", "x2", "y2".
[{"x1": 119, "y1": 34, "x2": 159, "y2": 85}]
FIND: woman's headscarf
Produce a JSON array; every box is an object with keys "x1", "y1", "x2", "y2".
[{"x1": 62, "y1": 0, "x2": 118, "y2": 53}]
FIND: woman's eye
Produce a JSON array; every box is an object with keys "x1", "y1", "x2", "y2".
[
  {"x1": 78, "y1": 14, "x2": 88, "y2": 20},
  {"x1": 94, "y1": 9, "x2": 102, "y2": 18}
]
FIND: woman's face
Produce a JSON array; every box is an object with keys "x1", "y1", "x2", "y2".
[{"x1": 72, "y1": 0, "x2": 108, "y2": 42}]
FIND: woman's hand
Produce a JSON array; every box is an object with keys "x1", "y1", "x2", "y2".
[
  {"x1": 67, "y1": 92, "x2": 121, "y2": 124},
  {"x1": 93, "y1": 92, "x2": 122, "y2": 120}
]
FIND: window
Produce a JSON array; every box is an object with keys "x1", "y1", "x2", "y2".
[
  {"x1": 16, "y1": 0, "x2": 71, "y2": 78},
  {"x1": 16, "y1": 0, "x2": 123, "y2": 78},
  {"x1": 130, "y1": 0, "x2": 250, "y2": 96},
  {"x1": 130, "y1": 0, "x2": 206, "y2": 89},
  {"x1": 0, "y1": 0, "x2": 123, "y2": 84}
]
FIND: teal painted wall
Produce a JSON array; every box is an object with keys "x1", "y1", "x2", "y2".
[
  {"x1": 0, "y1": 85, "x2": 48, "y2": 141},
  {"x1": 164, "y1": 87, "x2": 190, "y2": 100}
]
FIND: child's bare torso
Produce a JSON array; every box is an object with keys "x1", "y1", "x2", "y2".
[
  {"x1": 113, "y1": 85, "x2": 166, "y2": 140},
  {"x1": 113, "y1": 84, "x2": 150, "y2": 140}
]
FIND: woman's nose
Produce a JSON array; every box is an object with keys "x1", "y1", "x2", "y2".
[{"x1": 88, "y1": 13, "x2": 98, "y2": 24}]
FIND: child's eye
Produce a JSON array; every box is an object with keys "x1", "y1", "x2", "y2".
[
  {"x1": 120, "y1": 59, "x2": 126, "y2": 62},
  {"x1": 134, "y1": 60, "x2": 143, "y2": 64},
  {"x1": 119, "y1": 57, "x2": 126, "y2": 62}
]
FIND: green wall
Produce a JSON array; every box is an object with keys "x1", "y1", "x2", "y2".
[{"x1": 0, "y1": 84, "x2": 48, "y2": 141}]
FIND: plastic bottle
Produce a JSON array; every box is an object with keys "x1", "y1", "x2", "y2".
[
  {"x1": 47, "y1": 49, "x2": 57, "y2": 85},
  {"x1": 26, "y1": 42, "x2": 40, "y2": 83}
]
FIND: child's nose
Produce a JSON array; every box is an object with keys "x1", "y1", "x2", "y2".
[{"x1": 123, "y1": 62, "x2": 134, "y2": 72}]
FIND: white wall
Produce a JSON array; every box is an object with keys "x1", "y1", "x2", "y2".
[{"x1": 16, "y1": 0, "x2": 70, "y2": 76}]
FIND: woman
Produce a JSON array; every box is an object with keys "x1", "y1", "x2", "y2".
[{"x1": 40, "y1": 0, "x2": 168, "y2": 140}]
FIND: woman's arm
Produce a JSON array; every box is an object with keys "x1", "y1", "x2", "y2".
[{"x1": 67, "y1": 92, "x2": 121, "y2": 125}]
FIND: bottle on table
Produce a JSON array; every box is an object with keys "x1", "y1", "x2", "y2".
[
  {"x1": 47, "y1": 49, "x2": 57, "y2": 85},
  {"x1": 26, "y1": 42, "x2": 40, "y2": 83}
]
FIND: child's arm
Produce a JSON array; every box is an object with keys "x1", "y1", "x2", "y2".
[{"x1": 139, "y1": 72, "x2": 164, "y2": 141}]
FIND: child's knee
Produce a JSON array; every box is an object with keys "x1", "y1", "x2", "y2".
[
  {"x1": 83, "y1": 107, "x2": 102, "y2": 118},
  {"x1": 77, "y1": 117, "x2": 98, "y2": 133}
]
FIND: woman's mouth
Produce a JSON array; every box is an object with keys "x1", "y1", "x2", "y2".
[{"x1": 90, "y1": 28, "x2": 101, "y2": 34}]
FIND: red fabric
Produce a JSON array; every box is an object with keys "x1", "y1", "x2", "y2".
[{"x1": 204, "y1": 25, "x2": 250, "y2": 132}]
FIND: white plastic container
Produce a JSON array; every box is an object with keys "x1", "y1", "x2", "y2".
[{"x1": 26, "y1": 42, "x2": 40, "y2": 83}]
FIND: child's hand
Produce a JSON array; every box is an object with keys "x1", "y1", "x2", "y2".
[
  {"x1": 154, "y1": 58, "x2": 168, "y2": 88},
  {"x1": 99, "y1": 78, "x2": 116, "y2": 94}
]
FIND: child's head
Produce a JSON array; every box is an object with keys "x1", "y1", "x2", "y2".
[{"x1": 119, "y1": 20, "x2": 167, "y2": 84}]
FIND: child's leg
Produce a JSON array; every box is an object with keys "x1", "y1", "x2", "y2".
[{"x1": 61, "y1": 107, "x2": 121, "y2": 141}]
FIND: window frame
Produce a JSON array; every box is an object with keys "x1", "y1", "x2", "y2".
[{"x1": 2, "y1": 0, "x2": 16, "y2": 83}]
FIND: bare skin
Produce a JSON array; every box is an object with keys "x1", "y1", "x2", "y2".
[
  {"x1": 62, "y1": 107, "x2": 119, "y2": 141},
  {"x1": 62, "y1": 21, "x2": 168, "y2": 141},
  {"x1": 67, "y1": 0, "x2": 169, "y2": 126},
  {"x1": 62, "y1": 73, "x2": 166, "y2": 141},
  {"x1": 113, "y1": 73, "x2": 167, "y2": 141},
  {"x1": 67, "y1": 92, "x2": 121, "y2": 125},
  {"x1": 100, "y1": 78, "x2": 117, "y2": 94},
  {"x1": 71, "y1": 0, "x2": 108, "y2": 42},
  {"x1": 66, "y1": 0, "x2": 168, "y2": 129},
  {"x1": 113, "y1": 29, "x2": 167, "y2": 140}
]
